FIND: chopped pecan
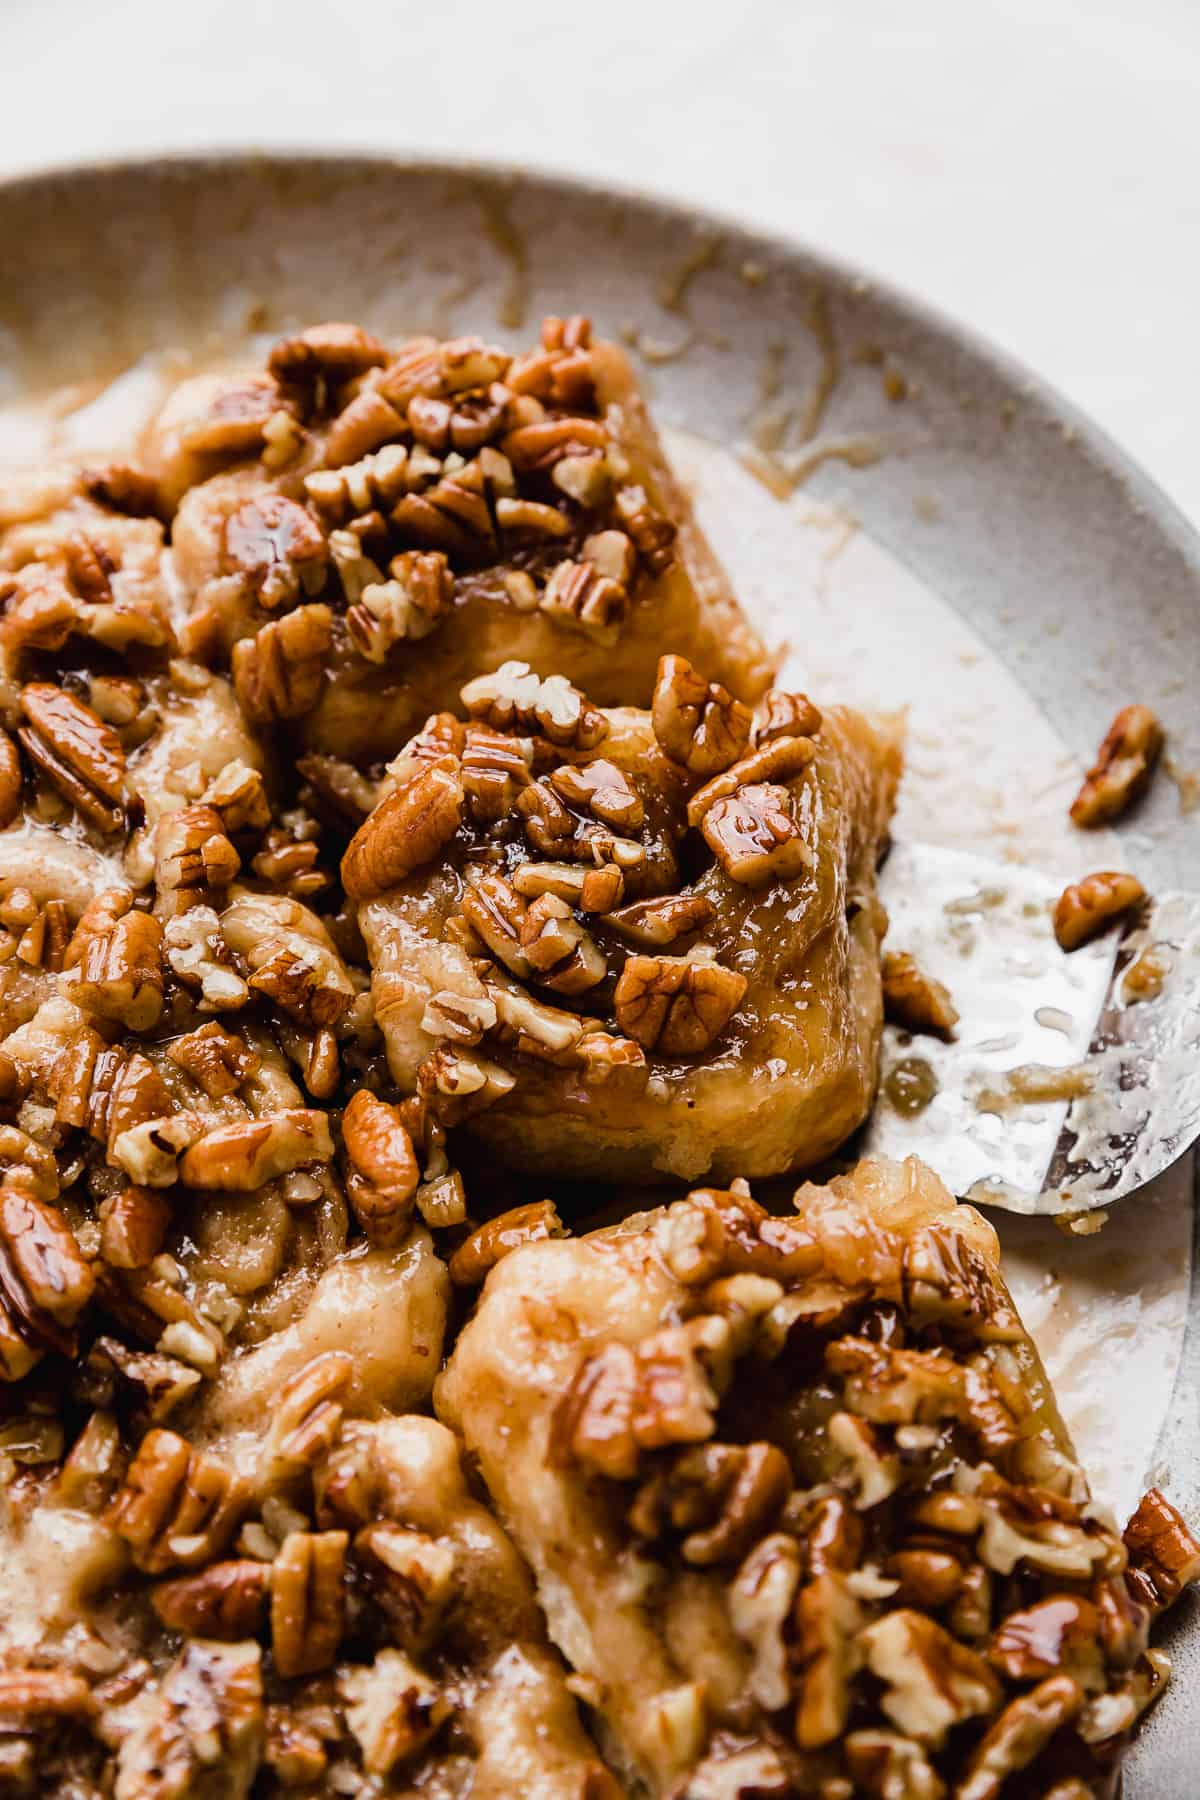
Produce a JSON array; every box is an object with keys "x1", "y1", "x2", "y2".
[
  {"x1": 0, "y1": 1183, "x2": 95, "y2": 1369},
  {"x1": 652, "y1": 654, "x2": 752, "y2": 775},
  {"x1": 346, "y1": 549, "x2": 453, "y2": 663},
  {"x1": 153, "y1": 805, "x2": 241, "y2": 911},
  {"x1": 828, "y1": 1409, "x2": 901, "y2": 1509},
  {"x1": 151, "y1": 1559, "x2": 269, "y2": 1639},
  {"x1": 224, "y1": 493, "x2": 328, "y2": 609},
  {"x1": 459, "y1": 872, "x2": 533, "y2": 977},
  {"x1": 342, "y1": 1091, "x2": 419, "y2": 1247},
  {"x1": 0, "y1": 728, "x2": 21, "y2": 828},
  {"x1": 232, "y1": 603, "x2": 333, "y2": 724},
  {"x1": 461, "y1": 722, "x2": 533, "y2": 822},
  {"x1": 793, "y1": 1572, "x2": 865, "y2": 1748},
  {"x1": 421, "y1": 986, "x2": 498, "y2": 1044},
  {"x1": 728, "y1": 1532, "x2": 802, "y2": 1711},
  {"x1": 686, "y1": 734, "x2": 816, "y2": 828},
  {"x1": 603, "y1": 892, "x2": 715, "y2": 947},
  {"x1": 107, "y1": 1429, "x2": 250, "y2": 1572},
  {"x1": 99, "y1": 1185, "x2": 171, "y2": 1270},
  {"x1": 271, "y1": 1530, "x2": 348, "y2": 1678},
  {"x1": 630, "y1": 1440, "x2": 791, "y2": 1565},
  {"x1": 163, "y1": 907, "x2": 250, "y2": 1010},
  {"x1": 297, "y1": 751, "x2": 378, "y2": 825},
  {"x1": 756, "y1": 688, "x2": 822, "y2": 745},
  {"x1": 264, "y1": 1705, "x2": 329, "y2": 1788},
  {"x1": 552, "y1": 1316, "x2": 728, "y2": 1478},
  {"x1": 956, "y1": 1675, "x2": 1083, "y2": 1800},
  {"x1": 85, "y1": 1337, "x2": 202, "y2": 1423},
  {"x1": 882, "y1": 952, "x2": 959, "y2": 1038},
  {"x1": 306, "y1": 442, "x2": 420, "y2": 523},
  {"x1": 503, "y1": 414, "x2": 608, "y2": 473},
  {"x1": 614, "y1": 482, "x2": 677, "y2": 572},
  {"x1": 520, "y1": 892, "x2": 607, "y2": 994},
  {"x1": 843, "y1": 1730, "x2": 945, "y2": 1800},
  {"x1": 987, "y1": 1595, "x2": 1103, "y2": 1684},
  {"x1": 1053, "y1": 870, "x2": 1146, "y2": 951},
  {"x1": 65, "y1": 890, "x2": 164, "y2": 1030},
  {"x1": 83, "y1": 459, "x2": 162, "y2": 516},
  {"x1": 268, "y1": 320, "x2": 388, "y2": 385},
  {"x1": 488, "y1": 983, "x2": 585, "y2": 1062},
  {"x1": 539, "y1": 557, "x2": 628, "y2": 643},
  {"x1": 417, "y1": 1045, "x2": 516, "y2": 1122},
  {"x1": 461, "y1": 661, "x2": 609, "y2": 750},
  {"x1": 448, "y1": 1200, "x2": 566, "y2": 1286},
  {"x1": 858, "y1": 1609, "x2": 1001, "y2": 1749},
  {"x1": 19, "y1": 682, "x2": 129, "y2": 832},
  {"x1": 339, "y1": 1649, "x2": 448, "y2": 1775},
  {"x1": 392, "y1": 456, "x2": 498, "y2": 557},
  {"x1": 1122, "y1": 1486, "x2": 1200, "y2": 1612},
  {"x1": 702, "y1": 782, "x2": 813, "y2": 886},
  {"x1": 576, "y1": 1029, "x2": 649, "y2": 1088},
  {"x1": 325, "y1": 385, "x2": 406, "y2": 466},
  {"x1": 179, "y1": 1111, "x2": 334, "y2": 1190},
  {"x1": 614, "y1": 952, "x2": 747, "y2": 1055},
  {"x1": 263, "y1": 1352, "x2": 353, "y2": 1486},
  {"x1": 549, "y1": 758, "x2": 645, "y2": 830},
  {"x1": 1069, "y1": 704, "x2": 1164, "y2": 827},
  {"x1": 0, "y1": 1666, "x2": 93, "y2": 1718},
  {"x1": 113, "y1": 1639, "x2": 263, "y2": 1800},
  {"x1": 342, "y1": 757, "x2": 464, "y2": 899},
  {"x1": 354, "y1": 1524, "x2": 456, "y2": 1647},
  {"x1": 167, "y1": 1022, "x2": 260, "y2": 1099}
]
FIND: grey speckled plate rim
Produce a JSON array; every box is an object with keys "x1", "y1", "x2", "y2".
[{"x1": 0, "y1": 148, "x2": 1197, "y2": 1792}]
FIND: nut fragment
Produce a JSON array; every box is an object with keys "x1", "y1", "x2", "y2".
[
  {"x1": 151, "y1": 1559, "x2": 269, "y2": 1639},
  {"x1": 0, "y1": 1183, "x2": 93, "y2": 1376},
  {"x1": 520, "y1": 891, "x2": 607, "y2": 994},
  {"x1": 539, "y1": 556, "x2": 628, "y2": 643},
  {"x1": 263, "y1": 1352, "x2": 353, "y2": 1486},
  {"x1": 342, "y1": 757, "x2": 464, "y2": 899},
  {"x1": 166, "y1": 1022, "x2": 261, "y2": 1099},
  {"x1": 614, "y1": 953, "x2": 747, "y2": 1055},
  {"x1": 1122, "y1": 1485, "x2": 1200, "y2": 1612},
  {"x1": 346, "y1": 549, "x2": 453, "y2": 663},
  {"x1": 342, "y1": 1090, "x2": 420, "y2": 1247},
  {"x1": 631, "y1": 1440, "x2": 791, "y2": 1566},
  {"x1": 1053, "y1": 870, "x2": 1146, "y2": 951},
  {"x1": 270, "y1": 1529, "x2": 348, "y2": 1678},
  {"x1": 549, "y1": 758, "x2": 645, "y2": 830},
  {"x1": 858, "y1": 1609, "x2": 1001, "y2": 1748},
  {"x1": 19, "y1": 682, "x2": 129, "y2": 831},
  {"x1": 0, "y1": 728, "x2": 22, "y2": 828},
  {"x1": 701, "y1": 782, "x2": 813, "y2": 886},
  {"x1": 843, "y1": 1731, "x2": 945, "y2": 1800},
  {"x1": 956, "y1": 1675, "x2": 1083, "y2": 1800},
  {"x1": 882, "y1": 952, "x2": 959, "y2": 1038},
  {"x1": 603, "y1": 892, "x2": 716, "y2": 947},
  {"x1": 99, "y1": 1185, "x2": 171, "y2": 1270},
  {"x1": 448, "y1": 1200, "x2": 566, "y2": 1286},
  {"x1": 232, "y1": 603, "x2": 333, "y2": 723},
  {"x1": 652, "y1": 654, "x2": 752, "y2": 775},
  {"x1": 179, "y1": 1111, "x2": 334, "y2": 1190},
  {"x1": 461, "y1": 661, "x2": 608, "y2": 750},
  {"x1": 339, "y1": 1649, "x2": 448, "y2": 1775},
  {"x1": 224, "y1": 492, "x2": 328, "y2": 608},
  {"x1": 269, "y1": 320, "x2": 388, "y2": 384},
  {"x1": 114, "y1": 1638, "x2": 263, "y2": 1800},
  {"x1": 1069, "y1": 704, "x2": 1164, "y2": 827},
  {"x1": 756, "y1": 687, "x2": 822, "y2": 745},
  {"x1": 107, "y1": 1428, "x2": 249, "y2": 1572},
  {"x1": 66, "y1": 890, "x2": 165, "y2": 1030}
]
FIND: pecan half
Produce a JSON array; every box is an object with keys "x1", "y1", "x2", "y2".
[
  {"x1": 614, "y1": 953, "x2": 747, "y2": 1055},
  {"x1": 686, "y1": 734, "x2": 816, "y2": 827},
  {"x1": 461, "y1": 723, "x2": 533, "y2": 823},
  {"x1": 957, "y1": 1675, "x2": 1082, "y2": 1800},
  {"x1": 153, "y1": 806, "x2": 241, "y2": 914},
  {"x1": 1053, "y1": 870, "x2": 1146, "y2": 951},
  {"x1": 151, "y1": 1560, "x2": 269, "y2": 1639},
  {"x1": 1123, "y1": 1486, "x2": 1200, "y2": 1612},
  {"x1": 271, "y1": 1530, "x2": 348, "y2": 1679},
  {"x1": 342, "y1": 757, "x2": 464, "y2": 899},
  {"x1": 65, "y1": 890, "x2": 164, "y2": 1031},
  {"x1": 342, "y1": 1091, "x2": 420, "y2": 1247},
  {"x1": 166, "y1": 1022, "x2": 260, "y2": 1099},
  {"x1": 263, "y1": 1352, "x2": 353, "y2": 1486},
  {"x1": 0, "y1": 1183, "x2": 95, "y2": 1368},
  {"x1": 179, "y1": 1112, "x2": 334, "y2": 1191},
  {"x1": 107, "y1": 1429, "x2": 250, "y2": 1572},
  {"x1": 549, "y1": 758, "x2": 644, "y2": 830},
  {"x1": 232, "y1": 603, "x2": 333, "y2": 724},
  {"x1": 19, "y1": 682, "x2": 129, "y2": 832},
  {"x1": 882, "y1": 952, "x2": 959, "y2": 1038},
  {"x1": 614, "y1": 482, "x2": 678, "y2": 573},
  {"x1": 224, "y1": 493, "x2": 328, "y2": 609},
  {"x1": 268, "y1": 320, "x2": 388, "y2": 384},
  {"x1": 448, "y1": 1200, "x2": 566, "y2": 1286},
  {"x1": 702, "y1": 782, "x2": 813, "y2": 886},
  {"x1": 1069, "y1": 704, "x2": 1164, "y2": 827},
  {"x1": 99, "y1": 1185, "x2": 171, "y2": 1270},
  {"x1": 756, "y1": 687, "x2": 822, "y2": 744},
  {"x1": 652, "y1": 654, "x2": 752, "y2": 775}
]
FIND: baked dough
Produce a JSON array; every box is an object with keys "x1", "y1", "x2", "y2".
[
  {"x1": 354, "y1": 659, "x2": 900, "y2": 1182},
  {"x1": 438, "y1": 1154, "x2": 1193, "y2": 1798}
]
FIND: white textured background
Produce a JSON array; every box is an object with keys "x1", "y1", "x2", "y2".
[{"x1": 2, "y1": 0, "x2": 1198, "y2": 520}]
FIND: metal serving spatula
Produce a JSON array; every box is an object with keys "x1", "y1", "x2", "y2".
[{"x1": 859, "y1": 842, "x2": 1200, "y2": 1217}]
